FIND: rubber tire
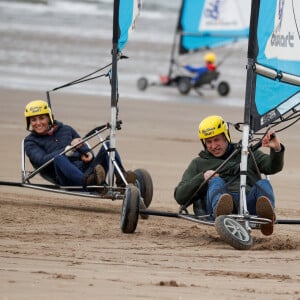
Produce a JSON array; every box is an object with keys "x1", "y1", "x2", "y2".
[
  {"x1": 120, "y1": 184, "x2": 140, "y2": 234},
  {"x1": 177, "y1": 77, "x2": 192, "y2": 95},
  {"x1": 217, "y1": 81, "x2": 230, "y2": 96},
  {"x1": 215, "y1": 215, "x2": 253, "y2": 250},
  {"x1": 137, "y1": 77, "x2": 148, "y2": 91},
  {"x1": 134, "y1": 169, "x2": 153, "y2": 220},
  {"x1": 134, "y1": 168, "x2": 153, "y2": 208}
]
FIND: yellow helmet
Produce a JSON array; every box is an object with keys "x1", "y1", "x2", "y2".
[
  {"x1": 198, "y1": 115, "x2": 231, "y2": 143},
  {"x1": 24, "y1": 100, "x2": 54, "y2": 130},
  {"x1": 204, "y1": 52, "x2": 216, "y2": 63}
]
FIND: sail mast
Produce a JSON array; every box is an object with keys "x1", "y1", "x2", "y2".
[
  {"x1": 108, "y1": 0, "x2": 120, "y2": 186},
  {"x1": 167, "y1": 0, "x2": 184, "y2": 79},
  {"x1": 239, "y1": 0, "x2": 260, "y2": 217},
  {"x1": 244, "y1": 0, "x2": 260, "y2": 126}
]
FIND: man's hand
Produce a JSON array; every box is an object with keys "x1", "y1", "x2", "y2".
[
  {"x1": 204, "y1": 170, "x2": 219, "y2": 181},
  {"x1": 262, "y1": 131, "x2": 281, "y2": 152}
]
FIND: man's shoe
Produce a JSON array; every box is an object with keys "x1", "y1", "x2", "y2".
[
  {"x1": 94, "y1": 164, "x2": 106, "y2": 185},
  {"x1": 116, "y1": 170, "x2": 137, "y2": 187},
  {"x1": 256, "y1": 196, "x2": 275, "y2": 236},
  {"x1": 215, "y1": 193, "x2": 234, "y2": 218}
]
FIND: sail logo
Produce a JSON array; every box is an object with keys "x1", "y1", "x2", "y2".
[
  {"x1": 275, "y1": 0, "x2": 285, "y2": 32},
  {"x1": 271, "y1": 31, "x2": 294, "y2": 48},
  {"x1": 200, "y1": 0, "x2": 250, "y2": 30},
  {"x1": 204, "y1": 0, "x2": 223, "y2": 20},
  {"x1": 265, "y1": 0, "x2": 300, "y2": 60},
  {"x1": 270, "y1": 0, "x2": 294, "y2": 48}
]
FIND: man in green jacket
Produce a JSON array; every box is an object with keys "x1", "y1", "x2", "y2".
[{"x1": 174, "y1": 115, "x2": 284, "y2": 235}]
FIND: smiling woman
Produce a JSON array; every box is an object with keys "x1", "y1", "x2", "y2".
[
  {"x1": 24, "y1": 100, "x2": 53, "y2": 133},
  {"x1": 23, "y1": 99, "x2": 137, "y2": 188},
  {"x1": 29, "y1": 115, "x2": 51, "y2": 135}
]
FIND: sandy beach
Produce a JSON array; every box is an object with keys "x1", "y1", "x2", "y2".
[
  {"x1": 0, "y1": 87, "x2": 299, "y2": 299},
  {"x1": 1, "y1": 0, "x2": 299, "y2": 298}
]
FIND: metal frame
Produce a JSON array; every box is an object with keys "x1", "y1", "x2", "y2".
[{"x1": 18, "y1": 124, "x2": 127, "y2": 200}]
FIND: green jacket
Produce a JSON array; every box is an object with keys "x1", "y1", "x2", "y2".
[{"x1": 174, "y1": 143, "x2": 284, "y2": 206}]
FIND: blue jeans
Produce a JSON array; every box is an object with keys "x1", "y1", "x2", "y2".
[
  {"x1": 53, "y1": 143, "x2": 124, "y2": 186},
  {"x1": 206, "y1": 177, "x2": 275, "y2": 216}
]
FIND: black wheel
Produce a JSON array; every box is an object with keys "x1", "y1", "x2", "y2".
[
  {"x1": 137, "y1": 77, "x2": 148, "y2": 91},
  {"x1": 215, "y1": 216, "x2": 253, "y2": 250},
  {"x1": 134, "y1": 168, "x2": 153, "y2": 208},
  {"x1": 120, "y1": 184, "x2": 140, "y2": 233},
  {"x1": 134, "y1": 169, "x2": 153, "y2": 220},
  {"x1": 217, "y1": 81, "x2": 230, "y2": 96},
  {"x1": 177, "y1": 77, "x2": 192, "y2": 95}
]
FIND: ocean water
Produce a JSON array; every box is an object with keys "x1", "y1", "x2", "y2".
[{"x1": 0, "y1": 0, "x2": 248, "y2": 105}]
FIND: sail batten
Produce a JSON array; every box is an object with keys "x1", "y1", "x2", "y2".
[
  {"x1": 255, "y1": 64, "x2": 278, "y2": 79},
  {"x1": 255, "y1": 63, "x2": 300, "y2": 86},
  {"x1": 281, "y1": 73, "x2": 300, "y2": 86}
]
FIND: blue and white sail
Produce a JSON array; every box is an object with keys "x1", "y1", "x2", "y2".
[
  {"x1": 245, "y1": 0, "x2": 300, "y2": 132},
  {"x1": 178, "y1": 0, "x2": 251, "y2": 54},
  {"x1": 110, "y1": 0, "x2": 142, "y2": 183},
  {"x1": 118, "y1": 0, "x2": 142, "y2": 51}
]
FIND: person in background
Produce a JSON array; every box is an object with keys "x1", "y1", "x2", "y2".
[
  {"x1": 24, "y1": 100, "x2": 136, "y2": 190},
  {"x1": 182, "y1": 52, "x2": 217, "y2": 84},
  {"x1": 174, "y1": 115, "x2": 284, "y2": 235}
]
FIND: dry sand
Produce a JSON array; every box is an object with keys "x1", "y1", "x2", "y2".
[{"x1": 0, "y1": 88, "x2": 300, "y2": 299}]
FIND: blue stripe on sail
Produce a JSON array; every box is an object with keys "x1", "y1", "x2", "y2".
[
  {"x1": 181, "y1": 0, "x2": 205, "y2": 33},
  {"x1": 181, "y1": 30, "x2": 249, "y2": 51},
  {"x1": 118, "y1": 0, "x2": 134, "y2": 51},
  {"x1": 255, "y1": 75, "x2": 300, "y2": 115}
]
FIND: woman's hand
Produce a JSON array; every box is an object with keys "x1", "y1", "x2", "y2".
[
  {"x1": 81, "y1": 151, "x2": 93, "y2": 163},
  {"x1": 71, "y1": 138, "x2": 84, "y2": 149},
  {"x1": 70, "y1": 138, "x2": 92, "y2": 161}
]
